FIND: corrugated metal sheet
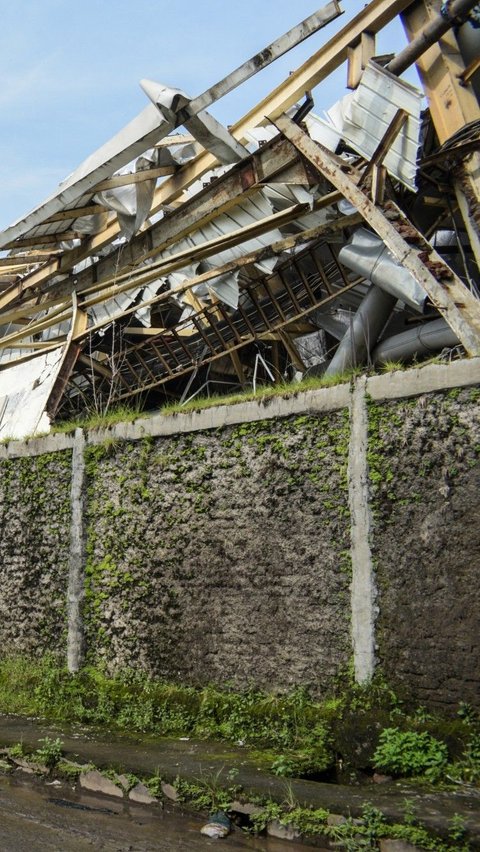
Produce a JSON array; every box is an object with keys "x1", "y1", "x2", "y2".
[{"x1": 322, "y1": 61, "x2": 422, "y2": 190}]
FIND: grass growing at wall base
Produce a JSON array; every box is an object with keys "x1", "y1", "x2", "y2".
[{"x1": 0, "y1": 655, "x2": 479, "y2": 787}]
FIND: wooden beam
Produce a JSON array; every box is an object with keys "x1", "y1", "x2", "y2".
[
  {"x1": 362, "y1": 108, "x2": 409, "y2": 178},
  {"x1": 92, "y1": 166, "x2": 176, "y2": 192},
  {"x1": 273, "y1": 112, "x2": 480, "y2": 355},
  {"x1": 43, "y1": 204, "x2": 106, "y2": 224},
  {"x1": 228, "y1": 348, "x2": 247, "y2": 386},
  {"x1": 0, "y1": 254, "x2": 59, "y2": 267},
  {"x1": 458, "y1": 55, "x2": 480, "y2": 86},
  {"x1": 371, "y1": 164, "x2": 387, "y2": 204},
  {"x1": 3, "y1": 232, "x2": 79, "y2": 250},
  {"x1": 154, "y1": 134, "x2": 195, "y2": 147}
]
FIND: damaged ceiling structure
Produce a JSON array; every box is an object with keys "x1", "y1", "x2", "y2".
[{"x1": 0, "y1": 0, "x2": 480, "y2": 438}]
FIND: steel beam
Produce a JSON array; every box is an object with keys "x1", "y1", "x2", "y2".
[
  {"x1": 2, "y1": 0, "x2": 414, "y2": 305},
  {"x1": 273, "y1": 112, "x2": 480, "y2": 355},
  {"x1": 401, "y1": 0, "x2": 480, "y2": 268}
]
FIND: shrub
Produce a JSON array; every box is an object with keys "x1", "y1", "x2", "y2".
[{"x1": 373, "y1": 728, "x2": 448, "y2": 779}]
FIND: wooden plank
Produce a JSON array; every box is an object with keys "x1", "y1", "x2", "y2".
[
  {"x1": 362, "y1": 108, "x2": 408, "y2": 178},
  {"x1": 0, "y1": 254, "x2": 59, "y2": 267},
  {"x1": 459, "y1": 55, "x2": 480, "y2": 86},
  {"x1": 3, "y1": 232, "x2": 79, "y2": 250},
  {"x1": 273, "y1": 111, "x2": 480, "y2": 355},
  {"x1": 154, "y1": 134, "x2": 195, "y2": 147},
  {"x1": 42, "y1": 204, "x2": 107, "y2": 224},
  {"x1": 92, "y1": 166, "x2": 176, "y2": 191}
]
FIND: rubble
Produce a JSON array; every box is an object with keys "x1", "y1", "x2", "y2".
[{"x1": 0, "y1": 0, "x2": 478, "y2": 437}]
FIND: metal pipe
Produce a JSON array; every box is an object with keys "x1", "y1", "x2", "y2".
[
  {"x1": 338, "y1": 228, "x2": 428, "y2": 313},
  {"x1": 372, "y1": 318, "x2": 459, "y2": 364},
  {"x1": 325, "y1": 285, "x2": 396, "y2": 375},
  {"x1": 387, "y1": 0, "x2": 480, "y2": 76}
]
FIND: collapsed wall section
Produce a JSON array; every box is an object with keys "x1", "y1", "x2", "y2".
[
  {"x1": 0, "y1": 451, "x2": 72, "y2": 655},
  {"x1": 368, "y1": 388, "x2": 480, "y2": 710},
  {"x1": 83, "y1": 413, "x2": 352, "y2": 693}
]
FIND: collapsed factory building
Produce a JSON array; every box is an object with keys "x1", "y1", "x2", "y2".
[{"x1": 0, "y1": 0, "x2": 479, "y2": 439}]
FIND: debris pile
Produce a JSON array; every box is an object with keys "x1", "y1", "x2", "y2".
[{"x1": 0, "y1": 0, "x2": 479, "y2": 438}]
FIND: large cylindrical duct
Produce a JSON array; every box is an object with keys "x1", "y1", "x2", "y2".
[
  {"x1": 372, "y1": 318, "x2": 459, "y2": 365},
  {"x1": 339, "y1": 228, "x2": 429, "y2": 313},
  {"x1": 325, "y1": 285, "x2": 396, "y2": 376}
]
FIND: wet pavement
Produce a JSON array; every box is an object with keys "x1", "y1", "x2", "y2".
[
  {"x1": 0, "y1": 774, "x2": 322, "y2": 852},
  {"x1": 0, "y1": 715, "x2": 479, "y2": 848}
]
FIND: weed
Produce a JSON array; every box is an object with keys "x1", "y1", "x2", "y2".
[
  {"x1": 8, "y1": 742, "x2": 24, "y2": 758},
  {"x1": 373, "y1": 728, "x2": 448, "y2": 779},
  {"x1": 34, "y1": 737, "x2": 63, "y2": 768}
]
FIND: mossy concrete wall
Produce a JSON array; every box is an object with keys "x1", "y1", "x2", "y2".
[
  {"x1": 0, "y1": 451, "x2": 72, "y2": 654},
  {"x1": 0, "y1": 359, "x2": 478, "y2": 709},
  {"x1": 84, "y1": 413, "x2": 352, "y2": 693},
  {"x1": 368, "y1": 387, "x2": 480, "y2": 710}
]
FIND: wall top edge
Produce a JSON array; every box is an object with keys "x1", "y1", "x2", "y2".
[{"x1": 0, "y1": 357, "x2": 479, "y2": 458}]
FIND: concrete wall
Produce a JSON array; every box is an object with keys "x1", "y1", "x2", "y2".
[{"x1": 0, "y1": 359, "x2": 478, "y2": 709}]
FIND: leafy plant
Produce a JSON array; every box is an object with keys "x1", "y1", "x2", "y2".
[
  {"x1": 373, "y1": 728, "x2": 448, "y2": 779},
  {"x1": 34, "y1": 736, "x2": 63, "y2": 768},
  {"x1": 445, "y1": 734, "x2": 480, "y2": 785},
  {"x1": 8, "y1": 741, "x2": 25, "y2": 758},
  {"x1": 448, "y1": 813, "x2": 467, "y2": 843}
]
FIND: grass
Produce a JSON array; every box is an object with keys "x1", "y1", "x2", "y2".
[
  {"x1": 0, "y1": 655, "x2": 478, "y2": 789},
  {"x1": 50, "y1": 371, "x2": 359, "y2": 432},
  {"x1": 52, "y1": 404, "x2": 142, "y2": 435},
  {"x1": 159, "y1": 370, "x2": 361, "y2": 417}
]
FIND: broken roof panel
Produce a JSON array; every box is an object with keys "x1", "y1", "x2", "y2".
[{"x1": 0, "y1": 0, "x2": 478, "y2": 428}]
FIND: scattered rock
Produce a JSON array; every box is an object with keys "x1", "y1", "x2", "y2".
[
  {"x1": 267, "y1": 820, "x2": 301, "y2": 841},
  {"x1": 128, "y1": 782, "x2": 157, "y2": 805},
  {"x1": 379, "y1": 841, "x2": 423, "y2": 852},
  {"x1": 161, "y1": 781, "x2": 179, "y2": 801},
  {"x1": 79, "y1": 770, "x2": 124, "y2": 798},
  {"x1": 117, "y1": 774, "x2": 130, "y2": 790},
  {"x1": 327, "y1": 813, "x2": 347, "y2": 826},
  {"x1": 15, "y1": 762, "x2": 34, "y2": 775},
  {"x1": 12, "y1": 757, "x2": 48, "y2": 774},
  {"x1": 373, "y1": 772, "x2": 393, "y2": 784},
  {"x1": 46, "y1": 779, "x2": 62, "y2": 787},
  {"x1": 200, "y1": 823, "x2": 230, "y2": 839},
  {"x1": 229, "y1": 800, "x2": 263, "y2": 816}
]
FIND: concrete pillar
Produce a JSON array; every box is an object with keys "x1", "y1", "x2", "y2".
[
  {"x1": 67, "y1": 428, "x2": 86, "y2": 673},
  {"x1": 348, "y1": 377, "x2": 377, "y2": 683}
]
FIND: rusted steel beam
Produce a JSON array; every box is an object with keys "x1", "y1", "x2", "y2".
[
  {"x1": 273, "y1": 112, "x2": 480, "y2": 355},
  {"x1": 401, "y1": 0, "x2": 480, "y2": 268}
]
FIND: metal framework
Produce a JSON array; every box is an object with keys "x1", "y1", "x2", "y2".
[{"x1": 0, "y1": 0, "x2": 478, "y2": 436}]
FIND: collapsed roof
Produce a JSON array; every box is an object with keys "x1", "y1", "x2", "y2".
[{"x1": 0, "y1": 0, "x2": 479, "y2": 438}]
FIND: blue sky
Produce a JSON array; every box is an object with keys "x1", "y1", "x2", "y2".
[{"x1": 0, "y1": 1, "x2": 412, "y2": 229}]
